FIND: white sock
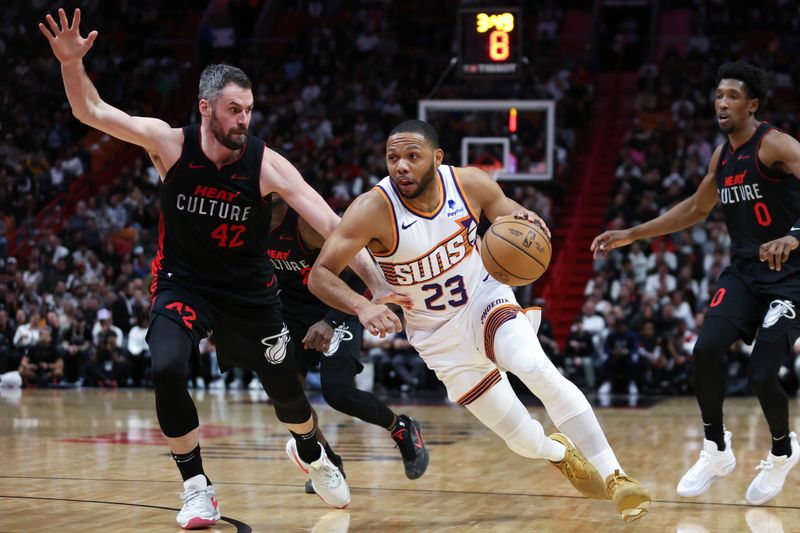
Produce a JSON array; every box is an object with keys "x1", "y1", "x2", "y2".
[
  {"x1": 587, "y1": 449, "x2": 624, "y2": 480},
  {"x1": 558, "y1": 409, "x2": 622, "y2": 480}
]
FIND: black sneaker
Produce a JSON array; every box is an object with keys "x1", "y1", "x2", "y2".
[
  {"x1": 305, "y1": 450, "x2": 345, "y2": 494},
  {"x1": 391, "y1": 415, "x2": 429, "y2": 480}
]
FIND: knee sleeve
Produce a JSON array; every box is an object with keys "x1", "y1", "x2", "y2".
[
  {"x1": 492, "y1": 317, "x2": 590, "y2": 426},
  {"x1": 321, "y1": 381, "x2": 351, "y2": 412},
  {"x1": 271, "y1": 391, "x2": 312, "y2": 425},
  {"x1": 148, "y1": 315, "x2": 198, "y2": 437},
  {"x1": 321, "y1": 381, "x2": 395, "y2": 428},
  {"x1": 465, "y1": 377, "x2": 548, "y2": 459}
]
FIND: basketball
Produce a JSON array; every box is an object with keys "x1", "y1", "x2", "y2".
[{"x1": 481, "y1": 215, "x2": 551, "y2": 286}]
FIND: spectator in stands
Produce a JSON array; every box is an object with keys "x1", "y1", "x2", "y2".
[
  {"x1": 0, "y1": 309, "x2": 15, "y2": 374},
  {"x1": 92, "y1": 308, "x2": 123, "y2": 349},
  {"x1": 127, "y1": 313, "x2": 150, "y2": 387},
  {"x1": 18, "y1": 328, "x2": 62, "y2": 387},
  {"x1": 390, "y1": 331, "x2": 427, "y2": 393},
  {"x1": 60, "y1": 311, "x2": 91, "y2": 385},
  {"x1": 598, "y1": 318, "x2": 640, "y2": 395},
  {"x1": 13, "y1": 309, "x2": 40, "y2": 352},
  {"x1": 564, "y1": 319, "x2": 596, "y2": 390},
  {"x1": 363, "y1": 328, "x2": 395, "y2": 392}
]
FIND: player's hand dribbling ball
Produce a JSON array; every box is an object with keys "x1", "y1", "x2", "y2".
[{"x1": 481, "y1": 215, "x2": 551, "y2": 286}]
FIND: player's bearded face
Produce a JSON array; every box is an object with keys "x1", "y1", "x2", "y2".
[
  {"x1": 210, "y1": 106, "x2": 248, "y2": 150},
  {"x1": 398, "y1": 161, "x2": 436, "y2": 199},
  {"x1": 386, "y1": 134, "x2": 438, "y2": 199},
  {"x1": 715, "y1": 80, "x2": 755, "y2": 135}
]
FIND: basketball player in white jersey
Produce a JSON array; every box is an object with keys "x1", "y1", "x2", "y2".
[{"x1": 309, "y1": 120, "x2": 652, "y2": 522}]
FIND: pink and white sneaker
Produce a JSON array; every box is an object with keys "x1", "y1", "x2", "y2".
[
  {"x1": 286, "y1": 439, "x2": 350, "y2": 508},
  {"x1": 176, "y1": 474, "x2": 221, "y2": 529}
]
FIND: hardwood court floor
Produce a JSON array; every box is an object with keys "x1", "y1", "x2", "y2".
[{"x1": 1, "y1": 388, "x2": 799, "y2": 532}]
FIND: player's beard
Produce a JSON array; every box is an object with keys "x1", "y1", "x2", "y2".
[
  {"x1": 210, "y1": 108, "x2": 247, "y2": 150},
  {"x1": 397, "y1": 162, "x2": 437, "y2": 199},
  {"x1": 718, "y1": 120, "x2": 735, "y2": 135}
]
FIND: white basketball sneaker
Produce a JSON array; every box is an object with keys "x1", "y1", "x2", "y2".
[
  {"x1": 286, "y1": 439, "x2": 350, "y2": 508},
  {"x1": 746, "y1": 432, "x2": 800, "y2": 505},
  {"x1": 677, "y1": 431, "x2": 736, "y2": 497},
  {"x1": 176, "y1": 474, "x2": 220, "y2": 529}
]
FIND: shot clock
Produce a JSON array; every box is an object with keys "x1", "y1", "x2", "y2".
[{"x1": 458, "y1": 8, "x2": 521, "y2": 77}]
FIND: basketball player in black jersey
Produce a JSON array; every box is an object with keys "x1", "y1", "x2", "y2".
[
  {"x1": 592, "y1": 62, "x2": 800, "y2": 505},
  {"x1": 40, "y1": 8, "x2": 402, "y2": 528},
  {"x1": 268, "y1": 195, "x2": 429, "y2": 492}
]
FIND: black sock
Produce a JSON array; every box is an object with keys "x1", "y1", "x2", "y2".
[
  {"x1": 291, "y1": 428, "x2": 322, "y2": 464},
  {"x1": 772, "y1": 434, "x2": 792, "y2": 457},
  {"x1": 323, "y1": 442, "x2": 337, "y2": 461},
  {"x1": 703, "y1": 423, "x2": 725, "y2": 451},
  {"x1": 172, "y1": 444, "x2": 211, "y2": 485}
]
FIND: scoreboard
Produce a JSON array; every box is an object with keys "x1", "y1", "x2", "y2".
[{"x1": 458, "y1": 8, "x2": 521, "y2": 77}]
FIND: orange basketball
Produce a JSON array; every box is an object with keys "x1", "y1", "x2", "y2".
[{"x1": 481, "y1": 215, "x2": 551, "y2": 286}]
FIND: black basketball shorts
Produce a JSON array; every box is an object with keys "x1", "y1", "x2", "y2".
[
  {"x1": 287, "y1": 315, "x2": 364, "y2": 385},
  {"x1": 150, "y1": 282, "x2": 295, "y2": 375},
  {"x1": 705, "y1": 261, "x2": 800, "y2": 344}
]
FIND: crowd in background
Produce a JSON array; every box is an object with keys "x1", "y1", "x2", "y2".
[
  {"x1": 577, "y1": 1, "x2": 800, "y2": 397},
  {"x1": 0, "y1": 1, "x2": 582, "y2": 393},
  {"x1": 7, "y1": 1, "x2": 798, "y2": 400}
]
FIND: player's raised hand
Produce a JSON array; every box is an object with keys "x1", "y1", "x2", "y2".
[
  {"x1": 759, "y1": 236, "x2": 800, "y2": 271},
  {"x1": 39, "y1": 8, "x2": 98, "y2": 65},
  {"x1": 358, "y1": 302, "x2": 402, "y2": 338},
  {"x1": 590, "y1": 229, "x2": 635, "y2": 259}
]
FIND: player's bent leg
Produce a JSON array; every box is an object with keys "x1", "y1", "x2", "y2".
[
  {"x1": 692, "y1": 317, "x2": 741, "y2": 449},
  {"x1": 494, "y1": 314, "x2": 650, "y2": 521},
  {"x1": 745, "y1": 332, "x2": 798, "y2": 505},
  {"x1": 148, "y1": 315, "x2": 218, "y2": 528},
  {"x1": 675, "y1": 318, "x2": 742, "y2": 499},
  {"x1": 464, "y1": 376, "x2": 605, "y2": 499},
  {"x1": 321, "y1": 381, "x2": 395, "y2": 428},
  {"x1": 150, "y1": 315, "x2": 199, "y2": 438},
  {"x1": 261, "y1": 367, "x2": 350, "y2": 508}
]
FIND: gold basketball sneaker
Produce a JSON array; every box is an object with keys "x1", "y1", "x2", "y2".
[
  {"x1": 606, "y1": 469, "x2": 651, "y2": 522},
  {"x1": 548, "y1": 433, "x2": 607, "y2": 499}
]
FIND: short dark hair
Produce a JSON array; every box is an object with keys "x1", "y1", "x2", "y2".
[
  {"x1": 716, "y1": 61, "x2": 768, "y2": 103},
  {"x1": 388, "y1": 120, "x2": 440, "y2": 149},
  {"x1": 198, "y1": 64, "x2": 252, "y2": 102}
]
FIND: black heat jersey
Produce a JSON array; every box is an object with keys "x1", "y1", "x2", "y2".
[
  {"x1": 267, "y1": 208, "x2": 326, "y2": 325},
  {"x1": 152, "y1": 125, "x2": 277, "y2": 306},
  {"x1": 715, "y1": 122, "x2": 800, "y2": 274}
]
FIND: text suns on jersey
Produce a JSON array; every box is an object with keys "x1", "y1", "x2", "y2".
[{"x1": 379, "y1": 217, "x2": 478, "y2": 286}]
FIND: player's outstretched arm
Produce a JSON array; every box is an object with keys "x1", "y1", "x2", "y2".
[
  {"x1": 591, "y1": 145, "x2": 723, "y2": 258},
  {"x1": 457, "y1": 166, "x2": 551, "y2": 238},
  {"x1": 39, "y1": 8, "x2": 176, "y2": 156},
  {"x1": 261, "y1": 148, "x2": 389, "y2": 295},
  {"x1": 756, "y1": 130, "x2": 800, "y2": 270},
  {"x1": 308, "y1": 192, "x2": 402, "y2": 338}
]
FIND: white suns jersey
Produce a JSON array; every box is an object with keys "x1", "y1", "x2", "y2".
[{"x1": 373, "y1": 165, "x2": 486, "y2": 336}]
